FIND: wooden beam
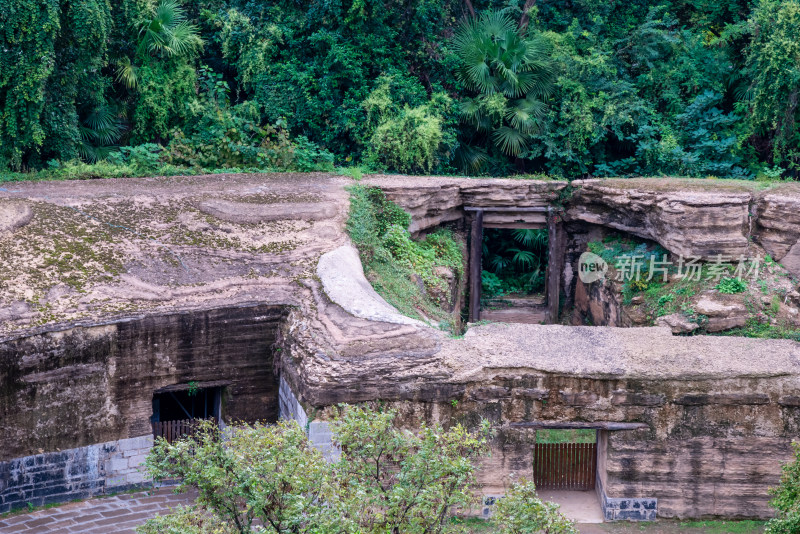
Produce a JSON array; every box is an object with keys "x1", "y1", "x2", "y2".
[
  {"x1": 464, "y1": 206, "x2": 549, "y2": 212},
  {"x1": 468, "y1": 210, "x2": 483, "y2": 323},
  {"x1": 545, "y1": 209, "x2": 562, "y2": 324},
  {"x1": 510, "y1": 421, "x2": 649, "y2": 431}
]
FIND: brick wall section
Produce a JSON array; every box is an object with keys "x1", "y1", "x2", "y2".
[
  {"x1": 0, "y1": 435, "x2": 153, "y2": 514},
  {"x1": 279, "y1": 377, "x2": 339, "y2": 461}
]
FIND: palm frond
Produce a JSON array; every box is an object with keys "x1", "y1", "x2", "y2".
[
  {"x1": 489, "y1": 253, "x2": 512, "y2": 274},
  {"x1": 140, "y1": 0, "x2": 202, "y2": 57},
  {"x1": 454, "y1": 144, "x2": 489, "y2": 173},
  {"x1": 78, "y1": 105, "x2": 124, "y2": 163},
  {"x1": 115, "y1": 57, "x2": 138, "y2": 89},
  {"x1": 508, "y1": 248, "x2": 539, "y2": 271},
  {"x1": 492, "y1": 126, "x2": 528, "y2": 156},
  {"x1": 512, "y1": 229, "x2": 548, "y2": 249}
]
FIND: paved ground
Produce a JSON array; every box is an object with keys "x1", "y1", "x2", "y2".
[
  {"x1": 0, "y1": 487, "x2": 195, "y2": 533},
  {"x1": 538, "y1": 489, "x2": 604, "y2": 524},
  {"x1": 1, "y1": 488, "x2": 765, "y2": 534}
]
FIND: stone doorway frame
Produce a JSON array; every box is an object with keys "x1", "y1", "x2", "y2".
[
  {"x1": 510, "y1": 420, "x2": 656, "y2": 521},
  {"x1": 466, "y1": 206, "x2": 564, "y2": 324}
]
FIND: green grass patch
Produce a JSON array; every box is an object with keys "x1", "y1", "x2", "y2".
[
  {"x1": 674, "y1": 520, "x2": 766, "y2": 533},
  {"x1": 536, "y1": 429, "x2": 597, "y2": 444}
]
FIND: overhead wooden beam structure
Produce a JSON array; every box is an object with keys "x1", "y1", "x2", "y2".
[
  {"x1": 465, "y1": 206, "x2": 561, "y2": 324},
  {"x1": 468, "y1": 209, "x2": 483, "y2": 323},
  {"x1": 509, "y1": 421, "x2": 649, "y2": 431}
]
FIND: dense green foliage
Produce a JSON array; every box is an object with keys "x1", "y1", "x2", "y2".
[
  {"x1": 766, "y1": 442, "x2": 800, "y2": 534},
  {"x1": 3, "y1": 0, "x2": 800, "y2": 178},
  {"x1": 138, "y1": 405, "x2": 506, "y2": 533},
  {"x1": 492, "y1": 480, "x2": 578, "y2": 534},
  {"x1": 481, "y1": 228, "x2": 548, "y2": 300}
]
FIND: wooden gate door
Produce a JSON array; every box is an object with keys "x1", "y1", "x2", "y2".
[{"x1": 533, "y1": 442, "x2": 597, "y2": 490}]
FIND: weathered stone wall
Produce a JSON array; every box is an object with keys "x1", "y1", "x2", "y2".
[
  {"x1": 0, "y1": 435, "x2": 153, "y2": 513},
  {"x1": 352, "y1": 371, "x2": 797, "y2": 519},
  {"x1": 0, "y1": 304, "x2": 284, "y2": 460}
]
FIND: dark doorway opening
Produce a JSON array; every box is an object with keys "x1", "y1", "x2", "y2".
[
  {"x1": 151, "y1": 383, "x2": 225, "y2": 442},
  {"x1": 480, "y1": 228, "x2": 549, "y2": 324},
  {"x1": 467, "y1": 206, "x2": 563, "y2": 324}
]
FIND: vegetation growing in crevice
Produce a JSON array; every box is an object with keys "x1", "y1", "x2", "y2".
[
  {"x1": 346, "y1": 185, "x2": 465, "y2": 328},
  {"x1": 581, "y1": 234, "x2": 800, "y2": 340}
]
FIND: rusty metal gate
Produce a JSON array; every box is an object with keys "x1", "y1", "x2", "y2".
[{"x1": 533, "y1": 442, "x2": 597, "y2": 490}]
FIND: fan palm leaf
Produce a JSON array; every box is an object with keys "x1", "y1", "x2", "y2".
[
  {"x1": 508, "y1": 248, "x2": 539, "y2": 270},
  {"x1": 492, "y1": 126, "x2": 528, "y2": 156},
  {"x1": 78, "y1": 105, "x2": 124, "y2": 162},
  {"x1": 512, "y1": 229, "x2": 548, "y2": 249},
  {"x1": 453, "y1": 10, "x2": 553, "y2": 168}
]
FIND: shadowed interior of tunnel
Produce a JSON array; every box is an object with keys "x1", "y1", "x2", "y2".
[{"x1": 479, "y1": 228, "x2": 550, "y2": 324}]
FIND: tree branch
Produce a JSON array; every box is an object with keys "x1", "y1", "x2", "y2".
[{"x1": 464, "y1": 0, "x2": 475, "y2": 18}]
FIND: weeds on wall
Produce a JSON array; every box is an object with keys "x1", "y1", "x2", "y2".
[
  {"x1": 346, "y1": 185, "x2": 465, "y2": 329},
  {"x1": 585, "y1": 234, "x2": 800, "y2": 340}
]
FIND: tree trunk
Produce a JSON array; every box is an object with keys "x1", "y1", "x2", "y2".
[
  {"x1": 519, "y1": 0, "x2": 537, "y2": 31},
  {"x1": 463, "y1": 0, "x2": 475, "y2": 18}
]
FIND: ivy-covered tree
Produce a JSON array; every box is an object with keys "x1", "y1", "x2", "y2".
[
  {"x1": 0, "y1": 0, "x2": 112, "y2": 169},
  {"x1": 116, "y1": 0, "x2": 202, "y2": 144},
  {"x1": 741, "y1": 0, "x2": 800, "y2": 171}
]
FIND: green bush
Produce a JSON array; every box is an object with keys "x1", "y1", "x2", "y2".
[
  {"x1": 366, "y1": 103, "x2": 449, "y2": 174},
  {"x1": 481, "y1": 270, "x2": 505, "y2": 298},
  {"x1": 766, "y1": 442, "x2": 800, "y2": 534},
  {"x1": 493, "y1": 479, "x2": 578, "y2": 534},
  {"x1": 716, "y1": 277, "x2": 748, "y2": 294},
  {"x1": 139, "y1": 406, "x2": 494, "y2": 534}
]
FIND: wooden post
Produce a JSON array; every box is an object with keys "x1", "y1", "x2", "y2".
[
  {"x1": 546, "y1": 208, "x2": 563, "y2": 324},
  {"x1": 469, "y1": 210, "x2": 483, "y2": 323}
]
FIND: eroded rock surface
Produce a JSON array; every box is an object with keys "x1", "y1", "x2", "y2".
[
  {"x1": 2, "y1": 173, "x2": 800, "y2": 520},
  {"x1": 754, "y1": 183, "x2": 800, "y2": 276},
  {"x1": 0, "y1": 201, "x2": 33, "y2": 233},
  {"x1": 566, "y1": 179, "x2": 753, "y2": 259}
]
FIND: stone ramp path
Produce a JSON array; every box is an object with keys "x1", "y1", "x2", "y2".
[{"x1": 0, "y1": 487, "x2": 195, "y2": 533}]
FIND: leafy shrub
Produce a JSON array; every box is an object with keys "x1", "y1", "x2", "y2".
[
  {"x1": 493, "y1": 479, "x2": 578, "y2": 534},
  {"x1": 766, "y1": 442, "x2": 800, "y2": 534},
  {"x1": 366, "y1": 105, "x2": 444, "y2": 174},
  {"x1": 716, "y1": 276, "x2": 747, "y2": 294},
  {"x1": 366, "y1": 187, "x2": 412, "y2": 235},
  {"x1": 481, "y1": 270, "x2": 505, "y2": 298},
  {"x1": 362, "y1": 84, "x2": 456, "y2": 174},
  {"x1": 139, "y1": 405, "x2": 494, "y2": 534},
  {"x1": 161, "y1": 68, "x2": 334, "y2": 172},
  {"x1": 107, "y1": 144, "x2": 164, "y2": 172}
]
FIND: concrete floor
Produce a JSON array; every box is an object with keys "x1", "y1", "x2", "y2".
[{"x1": 537, "y1": 489, "x2": 605, "y2": 524}]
